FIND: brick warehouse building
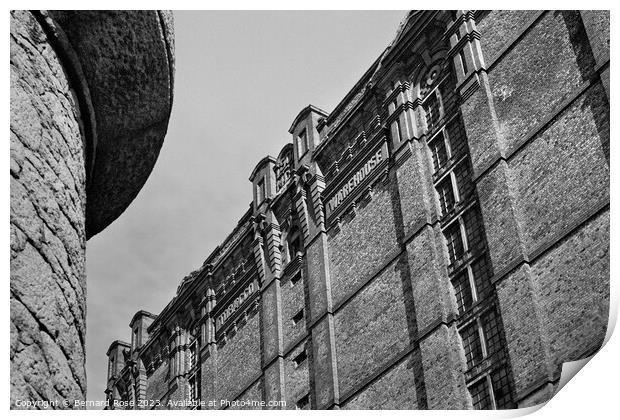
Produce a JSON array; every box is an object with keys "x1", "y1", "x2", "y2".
[{"x1": 104, "y1": 10, "x2": 609, "y2": 410}]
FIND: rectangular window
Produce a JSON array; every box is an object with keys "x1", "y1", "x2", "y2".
[
  {"x1": 445, "y1": 221, "x2": 465, "y2": 264},
  {"x1": 452, "y1": 270, "x2": 473, "y2": 313},
  {"x1": 296, "y1": 394, "x2": 310, "y2": 410},
  {"x1": 453, "y1": 159, "x2": 473, "y2": 202},
  {"x1": 297, "y1": 129, "x2": 308, "y2": 156},
  {"x1": 428, "y1": 131, "x2": 448, "y2": 172},
  {"x1": 469, "y1": 378, "x2": 493, "y2": 409},
  {"x1": 293, "y1": 349, "x2": 307, "y2": 367},
  {"x1": 290, "y1": 272, "x2": 302, "y2": 286},
  {"x1": 463, "y1": 207, "x2": 484, "y2": 253},
  {"x1": 470, "y1": 256, "x2": 491, "y2": 302},
  {"x1": 257, "y1": 178, "x2": 265, "y2": 204},
  {"x1": 437, "y1": 176, "x2": 456, "y2": 216},
  {"x1": 292, "y1": 309, "x2": 304, "y2": 325},
  {"x1": 461, "y1": 322, "x2": 484, "y2": 369},
  {"x1": 446, "y1": 119, "x2": 466, "y2": 158},
  {"x1": 108, "y1": 357, "x2": 115, "y2": 378},
  {"x1": 491, "y1": 367, "x2": 513, "y2": 409},
  {"x1": 459, "y1": 49, "x2": 469, "y2": 75},
  {"x1": 482, "y1": 309, "x2": 503, "y2": 359},
  {"x1": 132, "y1": 327, "x2": 139, "y2": 349},
  {"x1": 424, "y1": 91, "x2": 443, "y2": 129}
]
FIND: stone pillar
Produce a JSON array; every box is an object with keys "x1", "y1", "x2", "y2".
[
  {"x1": 10, "y1": 10, "x2": 174, "y2": 408},
  {"x1": 302, "y1": 172, "x2": 340, "y2": 409},
  {"x1": 10, "y1": 9, "x2": 87, "y2": 406},
  {"x1": 256, "y1": 216, "x2": 286, "y2": 408},
  {"x1": 200, "y1": 287, "x2": 217, "y2": 408}
]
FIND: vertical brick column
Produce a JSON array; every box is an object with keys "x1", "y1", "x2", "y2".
[
  {"x1": 255, "y1": 218, "x2": 286, "y2": 408},
  {"x1": 135, "y1": 360, "x2": 147, "y2": 407},
  {"x1": 200, "y1": 288, "x2": 217, "y2": 408},
  {"x1": 302, "y1": 173, "x2": 340, "y2": 409},
  {"x1": 451, "y1": 10, "x2": 555, "y2": 406}
]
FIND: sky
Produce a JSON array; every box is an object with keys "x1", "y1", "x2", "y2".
[{"x1": 85, "y1": 10, "x2": 406, "y2": 402}]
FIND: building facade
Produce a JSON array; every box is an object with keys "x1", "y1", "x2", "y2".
[{"x1": 104, "y1": 10, "x2": 609, "y2": 410}]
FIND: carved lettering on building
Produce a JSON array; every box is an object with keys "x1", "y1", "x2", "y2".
[
  {"x1": 216, "y1": 279, "x2": 259, "y2": 331},
  {"x1": 325, "y1": 143, "x2": 387, "y2": 218}
]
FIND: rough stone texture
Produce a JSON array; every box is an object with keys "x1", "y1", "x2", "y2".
[
  {"x1": 47, "y1": 10, "x2": 176, "y2": 238},
  {"x1": 10, "y1": 9, "x2": 174, "y2": 409},
  {"x1": 10, "y1": 10, "x2": 87, "y2": 408},
  {"x1": 579, "y1": 10, "x2": 610, "y2": 65}
]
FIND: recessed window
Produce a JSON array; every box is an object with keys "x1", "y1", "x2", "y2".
[
  {"x1": 461, "y1": 322, "x2": 484, "y2": 369},
  {"x1": 445, "y1": 221, "x2": 465, "y2": 264},
  {"x1": 468, "y1": 377, "x2": 492, "y2": 409},
  {"x1": 292, "y1": 309, "x2": 304, "y2": 325},
  {"x1": 287, "y1": 226, "x2": 303, "y2": 258},
  {"x1": 290, "y1": 272, "x2": 302, "y2": 287},
  {"x1": 257, "y1": 178, "x2": 266, "y2": 204},
  {"x1": 459, "y1": 49, "x2": 469, "y2": 75},
  {"x1": 296, "y1": 393, "x2": 310, "y2": 410},
  {"x1": 428, "y1": 131, "x2": 448, "y2": 172},
  {"x1": 108, "y1": 356, "x2": 115, "y2": 378},
  {"x1": 297, "y1": 129, "x2": 308, "y2": 157},
  {"x1": 424, "y1": 90, "x2": 443, "y2": 129},
  {"x1": 293, "y1": 349, "x2": 307, "y2": 367},
  {"x1": 451, "y1": 270, "x2": 473, "y2": 313},
  {"x1": 437, "y1": 176, "x2": 456, "y2": 216},
  {"x1": 132, "y1": 327, "x2": 140, "y2": 350}
]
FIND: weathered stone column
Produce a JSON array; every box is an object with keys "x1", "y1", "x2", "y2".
[{"x1": 10, "y1": 10, "x2": 174, "y2": 408}]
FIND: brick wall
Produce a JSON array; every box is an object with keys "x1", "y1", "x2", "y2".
[{"x1": 107, "y1": 10, "x2": 609, "y2": 411}]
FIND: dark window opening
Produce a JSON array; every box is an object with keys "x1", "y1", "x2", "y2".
[
  {"x1": 429, "y1": 131, "x2": 448, "y2": 172},
  {"x1": 257, "y1": 178, "x2": 266, "y2": 204},
  {"x1": 296, "y1": 394, "x2": 310, "y2": 409},
  {"x1": 292, "y1": 309, "x2": 304, "y2": 325},
  {"x1": 445, "y1": 221, "x2": 465, "y2": 264},
  {"x1": 293, "y1": 350, "x2": 307, "y2": 367},
  {"x1": 469, "y1": 378, "x2": 492, "y2": 409}
]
